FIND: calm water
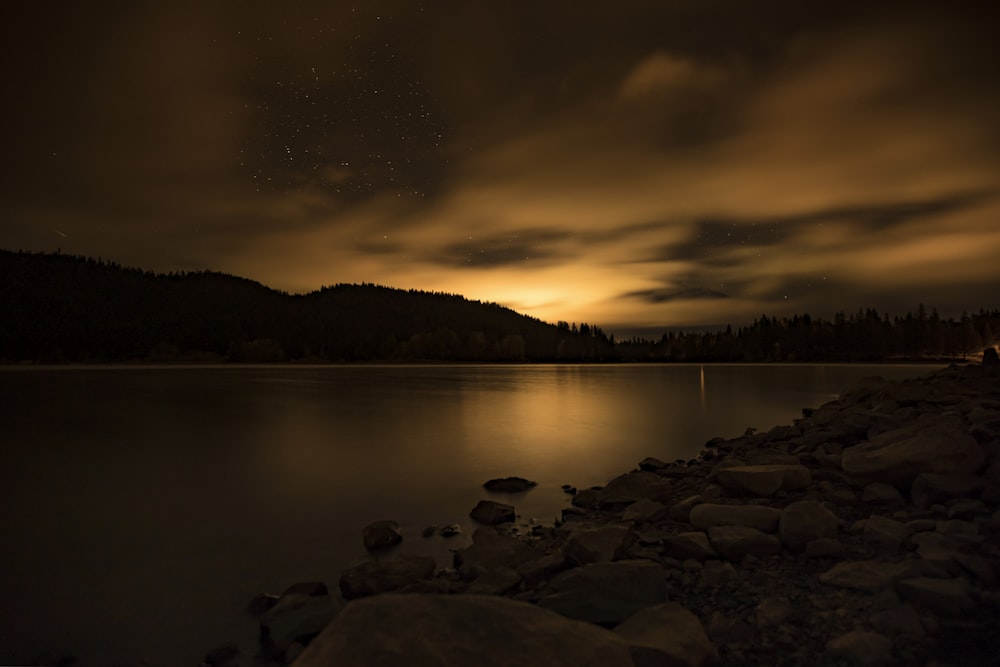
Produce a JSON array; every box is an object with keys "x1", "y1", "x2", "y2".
[{"x1": 0, "y1": 363, "x2": 937, "y2": 665}]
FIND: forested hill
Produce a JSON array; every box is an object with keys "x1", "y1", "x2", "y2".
[{"x1": 0, "y1": 250, "x2": 615, "y2": 363}]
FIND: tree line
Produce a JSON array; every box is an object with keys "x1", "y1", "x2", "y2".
[{"x1": 1, "y1": 250, "x2": 995, "y2": 363}]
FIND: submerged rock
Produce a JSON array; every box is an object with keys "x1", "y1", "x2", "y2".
[
  {"x1": 717, "y1": 464, "x2": 812, "y2": 496},
  {"x1": 483, "y1": 476, "x2": 537, "y2": 493}
]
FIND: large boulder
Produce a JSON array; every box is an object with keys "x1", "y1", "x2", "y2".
[
  {"x1": 454, "y1": 528, "x2": 540, "y2": 579},
  {"x1": 362, "y1": 520, "x2": 402, "y2": 551},
  {"x1": 841, "y1": 416, "x2": 985, "y2": 485},
  {"x1": 470, "y1": 500, "x2": 516, "y2": 525},
  {"x1": 614, "y1": 602, "x2": 718, "y2": 667},
  {"x1": 562, "y1": 525, "x2": 636, "y2": 565},
  {"x1": 538, "y1": 559, "x2": 668, "y2": 625},
  {"x1": 819, "y1": 559, "x2": 921, "y2": 592},
  {"x1": 292, "y1": 594, "x2": 635, "y2": 667},
  {"x1": 717, "y1": 464, "x2": 812, "y2": 496},
  {"x1": 339, "y1": 553, "x2": 436, "y2": 599},
  {"x1": 260, "y1": 593, "x2": 342, "y2": 659},
  {"x1": 689, "y1": 503, "x2": 782, "y2": 533},
  {"x1": 707, "y1": 525, "x2": 781, "y2": 561},
  {"x1": 597, "y1": 471, "x2": 673, "y2": 508},
  {"x1": 778, "y1": 501, "x2": 841, "y2": 550},
  {"x1": 895, "y1": 577, "x2": 976, "y2": 617}
]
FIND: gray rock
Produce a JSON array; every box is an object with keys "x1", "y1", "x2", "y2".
[
  {"x1": 339, "y1": 553, "x2": 436, "y2": 599},
  {"x1": 638, "y1": 456, "x2": 669, "y2": 471},
  {"x1": 841, "y1": 416, "x2": 985, "y2": 485},
  {"x1": 362, "y1": 520, "x2": 402, "y2": 551},
  {"x1": 260, "y1": 593, "x2": 341, "y2": 657},
  {"x1": 689, "y1": 503, "x2": 782, "y2": 533},
  {"x1": 454, "y1": 528, "x2": 539, "y2": 579},
  {"x1": 662, "y1": 532, "x2": 717, "y2": 562},
  {"x1": 819, "y1": 559, "x2": 921, "y2": 592},
  {"x1": 895, "y1": 576, "x2": 976, "y2": 617},
  {"x1": 538, "y1": 559, "x2": 668, "y2": 625},
  {"x1": 716, "y1": 464, "x2": 812, "y2": 496},
  {"x1": 516, "y1": 552, "x2": 569, "y2": 586},
  {"x1": 778, "y1": 500, "x2": 841, "y2": 550},
  {"x1": 465, "y1": 567, "x2": 522, "y2": 595},
  {"x1": 483, "y1": 476, "x2": 537, "y2": 492},
  {"x1": 862, "y1": 515, "x2": 914, "y2": 550},
  {"x1": 292, "y1": 594, "x2": 635, "y2": 667},
  {"x1": 935, "y1": 519, "x2": 982, "y2": 545},
  {"x1": 911, "y1": 473, "x2": 986, "y2": 509},
  {"x1": 598, "y1": 471, "x2": 673, "y2": 508},
  {"x1": 470, "y1": 500, "x2": 516, "y2": 524},
  {"x1": 825, "y1": 629, "x2": 893, "y2": 666},
  {"x1": 707, "y1": 525, "x2": 781, "y2": 561},
  {"x1": 755, "y1": 596, "x2": 792, "y2": 627},
  {"x1": 563, "y1": 524, "x2": 636, "y2": 565},
  {"x1": 670, "y1": 495, "x2": 705, "y2": 522},
  {"x1": 862, "y1": 482, "x2": 904, "y2": 505},
  {"x1": 614, "y1": 602, "x2": 718, "y2": 667},
  {"x1": 700, "y1": 559, "x2": 739, "y2": 585},
  {"x1": 621, "y1": 498, "x2": 669, "y2": 524},
  {"x1": 805, "y1": 537, "x2": 846, "y2": 558}
]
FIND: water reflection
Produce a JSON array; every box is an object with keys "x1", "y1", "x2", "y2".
[{"x1": 0, "y1": 363, "x2": 938, "y2": 666}]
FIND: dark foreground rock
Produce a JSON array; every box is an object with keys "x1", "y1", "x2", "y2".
[
  {"x1": 222, "y1": 358, "x2": 1000, "y2": 666},
  {"x1": 292, "y1": 594, "x2": 635, "y2": 666}
]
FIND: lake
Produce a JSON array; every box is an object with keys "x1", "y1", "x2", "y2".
[{"x1": 0, "y1": 363, "x2": 938, "y2": 665}]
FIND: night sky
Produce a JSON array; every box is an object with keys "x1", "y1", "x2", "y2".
[{"x1": 2, "y1": 1, "x2": 998, "y2": 335}]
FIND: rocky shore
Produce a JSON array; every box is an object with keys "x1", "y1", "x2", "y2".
[{"x1": 218, "y1": 355, "x2": 999, "y2": 667}]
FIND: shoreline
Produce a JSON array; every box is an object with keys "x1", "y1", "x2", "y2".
[{"x1": 229, "y1": 357, "x2": 1000, "y2": 667}]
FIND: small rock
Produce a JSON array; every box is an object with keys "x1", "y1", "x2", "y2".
[
  {"x1": 862, "y1": 515, "x2": 914, "y2": 551},
  {"x1": 862, "y1": 482, "x2": 904, "y2": 505},
  {"x1": 563, "y1": 525, "x2": 636, "y2": 565},
  {"x1": 869, "y1": 603, "x2": 924, "y2": 637},
  {"x1": 439, "y1": 523, "x2": 462, "y2": 537},
  {"x1": 826, "y1": 629, "x2": 893, "y2": 666},
  {"x1": 638, "y1": 456, "x2": 669, "y2": 471},
  {"x1": 363, "y1": 520, "x2": 403, "y2": 551},
  {"x1": 669, "y1": 495, "x2": 705, "y2": 522},
  {"x1": 483, "y1": 476, "x2": 537, "y2": 493},
  {"x1": 466, "y1": 567, "x2": 523, "y2": 595},
  {"x1": 689, "y1": 503, "x2": 782, "y2": 533},
  {"x1": 820, "y1": 559, "x2": 920, "y2": 592},
  {"x1": 778, "y1": 500, "x2": 841, "y2": 550},
  {"x1": 422, "y1": 525, "x2": 436, "y2": 538},
  {"x1": 701, "y1": 560, "x2": 738, "y2": 585},
  {"x1": 662, "y1": 532, "x2": 717, "y2": 562},
  {"x1": 621, "y1": 498, "x2": 669, "y2": 524},
  {"x1": 470, "y1": 499, "x2": 516, "y2": 525},
  {"x1": 717, "y1": 464, "x2": 812, "y2": 496},
  {"x1": 707, "y1": 525, "x2": 781, "y2": 561},
  {"x1": 339, "y1": 553, "x2": 436, "y2": 599},
  {"x1": 756, "y1": 597, "x2": 792, "y2": 627}
]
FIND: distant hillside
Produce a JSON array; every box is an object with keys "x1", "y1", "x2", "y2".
[{"x1": 0, "y1": 250, "x2": 615, "y2": 363}]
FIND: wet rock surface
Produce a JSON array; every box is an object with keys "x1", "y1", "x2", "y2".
[{"x1": 219, "y1": 361, "x2": 1000, "y2": 665}]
